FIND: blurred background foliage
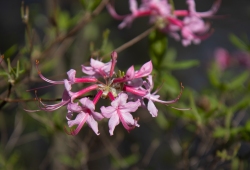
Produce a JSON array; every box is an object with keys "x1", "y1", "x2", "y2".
[{"x1": 0, "y1": 0, "x2": 250, "y2": 169}]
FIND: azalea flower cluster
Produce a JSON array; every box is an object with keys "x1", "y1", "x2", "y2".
[
  {"x1": 215, "y1": 48, "x2": 250, "y2": 71},
  {"x1": 35, "y1": 52, "x2": 183, "y2": 136},
  {"x1": 107, "y1": 0, "x2": 221, "y2": 46}
]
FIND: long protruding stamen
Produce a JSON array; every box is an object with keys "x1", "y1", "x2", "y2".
[
  {"x1": 93, "y1": 90, "x2": 103, "y2": 105},
  {"x1": 154, "y1": 83, "x2": 184, "y2": 104},
  {"x1": 123, "y1": 85, "x2": 147, "y2": 97},
  {"x1": 36, "y1": 60, "x2": 64, "y2": 84},
  {"x1": 26, "y1": 84, "x2": 56, "y2": 92},
  {"x1": 71, "y1": 84, "x2": 98, "y2": 102},
  {"x1": 109, "y1": 51, "x2": 118, "y2": 78}
]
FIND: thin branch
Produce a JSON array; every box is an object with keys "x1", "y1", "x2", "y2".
[
  {"x1": 114, "y1": 26, "x2": 156, "y2": 53},
  {"x1": 141, "y1": 139, "x2": 160, "y2": 167},
  {"x1": 102, "y1": 26, "x2": 156, "y2": 59},
  {"x1": 0, "y1": 84, "x2": 12, "y2": 109},
  {"x1": 0, "y1": 95, "x2": 94, "y2": 103}
]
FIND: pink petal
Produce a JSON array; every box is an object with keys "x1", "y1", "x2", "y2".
[
  {"x1": 79, "y1": 98, "x2": 95, "y2": 111},
  {"x1": 111, "y1": 93, "x2": 128, "y2": 107},
  {"x1": 126, "y1": 78, "x2": 143, "y2": 87},
  {"x1": 108, "y1": 114, "x2": 120, "y2": 136},
  {"x1": 67, "y1": 69, "x2": 76, "y2": 82},
  {"x1": 81, "y1": 65, "x2": 95, "y2": 75},
  {"x1": 129, "y1": 0, "x2": 138, "y2": 13},
  {"x1": 87, "y1": 115, "x2": 100, "y2": 135},
  {"x1": 120, "y1": 111, "x2": 139, "y2": 127},
  {"x1": 122, "y1": 100, "x2": 141, "y2": 112},
  {"x1": 146, "y1": 75, "x2": 154, "y2": 89},
  {"x1": 126, "y1": 65, "x2": 135, "y2": 80},
  {"x1": 90, "y1": 58, "x2": 105, "y2": 68},
  {"x1": 147, "y1": 100, "x2": 158, "y2": 117},
  {"x1": 134, "y1": 61, "x2": 153, "y2": 78},
  {"x1": 68, "y1": 112, "x2": 86, "y2": 127},
  {"x1": 64, "y1": 79, "x2": 72, "y2": 91},
  {"x1": 92, "y1": 111, "x2": 104, "y2": 121},
  {"x1": 106, "y1": 4, "x2": 127, "y2": 20},
  {"x1": 67, "y1": 102, "x2": 81, "y2": 112},
  {"x1": 100, "y1": 106, "x2": 116, "y2": 118}
]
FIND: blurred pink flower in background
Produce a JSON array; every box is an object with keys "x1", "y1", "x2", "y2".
[
  {"x1": 214, "y1": 48, "x2": 250, "y2": 70},
  {"x1": 108, "y1": 0, "x2": 221, "y2": 46}
]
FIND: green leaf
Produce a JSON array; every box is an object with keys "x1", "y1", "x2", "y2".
[
  {"x1": 245, "y1": 120, "x2": 250, "y2": 132},
  {"x1": 213, "y1": 127, "x2": 228, "y2": 138},
  {"x1": 216, "y1": 149, "x2": 231, "y2": 161},
  {"x1": 7, "y1": 58, "x2": 11, "y2": 73},
  {"x1": 0, "y1": 71, "x2": 9, "y2": 76},
  {"x1": 149, "y1": 30, "x2": 167, "y2": 67},
  {"x1": 226, "y1": 71, "x2": 249, "y2": 90},
  {"x1": 162, "y1": 48, "x2": 176, "y2": 63},
  {"x1": 83, "y1": 23, "x2": 99, "y2": 41},
  {"x1": 16, "y1": 60, "x2": 20, "y2": 78},
  {"x1": 231, "y1": 158, "x2": 240, "y2": 170},
  {"x1": 57, "y1": 10, "x2": 70, "y2": 32},
  {"x1": 189, "y1": 92, "x2": 202, "y2": 125},
  {"x1": 81, "y1": 0, "x2": 101, "y2": 11},
  {"x1": 123, "y1": 154, "x2": 139, "y2": 167},
  {"x1": 155, "y1": 113, "x2": 169, "y2": 129},
  {"x1": 207, "y1": 63, "x2": 221, "y2": 87},
  {"x1": 4, "y1": 45, "x2": 18, "y2": 58},
  {"x1": 162, "y1": 60, "x2": 199, "y2": 70},
  {"x1": 229, "y1": 34, "x2": 249, "y2": 51}
]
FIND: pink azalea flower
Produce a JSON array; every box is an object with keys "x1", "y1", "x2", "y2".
[
  {"x1": 100, "y1": 93, "x2": 141, "y2": 136},
  {"x1": 107, "y1": 0, "x2": 221, "y2": 46},
  {"x1": 113, "y1": 61, "x2": 153, "y2": 83},
  {"x1": 82, "y1": 58, "x2": 111, "y2": 78},
  {"x1": 34, "y1": 52, "x2": 183, "y2": 136},
  {"x1": 123, "y1": 75, "x2": 183, "y2": 117},
  {"x1": 39, "y1": 90, "x2": 71, "y2": 112},
  {"x1": 67, "y1": 98, "x2": 103, "y2": 135},
  {"x1": 214, "y1": 48, "x2": 231, "y2": 70}
]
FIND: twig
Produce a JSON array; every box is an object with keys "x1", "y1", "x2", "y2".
[
  {"x1": 0, "y1": 95, "x2": 94, "y2": 103},
  {"x1": 4, "y1": 112, "x2": 24, "y2": 153},
  {"x1": 141, "y1": 139, "x2": 160, "y2": 167},
  {"x1": 102, "y1": 26, "x2": 156, "y2": 59},
  {"x1": 114, "y1": 26, "x2": 156, "y2": 53},
  {"x1": 0, "y1": 84, "x2": 12, "y2": 109}
]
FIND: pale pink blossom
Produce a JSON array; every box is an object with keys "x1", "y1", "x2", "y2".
[
  {"x1": 82, "y1": 58, "x2": 111, "y2": 78},
  {"x1": 113, "y1": 61, "x2": 153, "y2": 83},
  {"x1": 67, "y1": 98, "x2": 103, "y2": 135},
  {"x1": 123, "y1": 75, "x2": 183, "y2": 117},
  {"x1": 215, "y1": 48, "x2": 231, "y2": 70},
  {"x1": 107, "y1": 0, "x2": 221, "y2": 46},
  {"x1": 100, "y1": 93, "x2": 140, "y2": 136},
  {"x1": 33, "y1": 52, "x2": 183, "y2": 136}
]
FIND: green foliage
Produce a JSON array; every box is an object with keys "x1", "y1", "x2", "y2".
[
  {"x1": 229, "y1": 34, "x2": 250, "y2": 52},
  {"x1": 0, "y1": 58, "x2": 24, "y2": 85},
  {"x1": 80, "y1": 0, "x2": 102, "y2": 12}
]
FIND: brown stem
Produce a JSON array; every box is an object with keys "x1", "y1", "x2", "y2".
[
  {"x1": 114, "y1": 26, "x2": 156, "y2": 53},
  {"x1": 102, "y1": 26, "x2": 156, "y2": 59},
  {"x1": 0, "y1": 95, "x2": 94, "y2": 103}
]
